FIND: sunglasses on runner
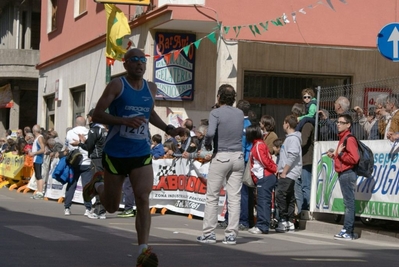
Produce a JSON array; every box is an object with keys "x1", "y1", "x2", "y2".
[{"x1": 126, "y1": 56, "x2": 147, "y2": 63}]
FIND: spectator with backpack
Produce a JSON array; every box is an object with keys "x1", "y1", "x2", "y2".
[
  {"x1": 64, "y1": 116, "x2": 94, "y2": 217},
  {"x1": 327, "y1": 114, "x2": 360, "y2": 240},
  {"x1": 75, "y1": 109, "x2": 108, "y2": 219}
]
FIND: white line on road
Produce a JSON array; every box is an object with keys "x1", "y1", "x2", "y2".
[
  {"x1": 0, "y1": 194, "x2": 13, "y2": 200},
  {"x1": 5, "y1": 225, "x2": 85, "y2": 241},
  {"x1": 154, "y1": 227, "x2": 340, "y2": 246},
  {"x1": 292, "y1": 258, "x2": 367, "y2": 262}
]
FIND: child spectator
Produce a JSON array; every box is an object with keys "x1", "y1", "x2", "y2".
[
  {"x1": 272, "y1": 138, "x2": 283, "y2": 164},
  {"x1": 296, "y1": 88, "x2": 317, "y2": 131},
  {"x1": 176, "y1": 128, "x2": 197, "y2": 155},
  {"x1": 150, "y1": 134, "x2": 165, "y2": 159},
  {"x1": 163, "y1": 140, "x2": 178, "y2": 158},
  {"x1": 246, "y1": 124, "x2": 277, "y2": 235}
]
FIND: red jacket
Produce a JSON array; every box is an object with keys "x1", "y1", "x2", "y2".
[
  {"x1": 333, "y1": 129, "x2": 360, "y2": 173},
  {"x1": 250, "y1": 139, "x2": 277, "y2": 182}
]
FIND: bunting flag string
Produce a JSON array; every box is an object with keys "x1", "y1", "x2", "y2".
[
  {"x1": 221, "y1": 0, "x2": 347, "y2": 39},
  {"x1": 126, "y1": 0, "x2": 347, "y2": 63}
]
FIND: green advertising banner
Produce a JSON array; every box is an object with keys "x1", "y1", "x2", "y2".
[{"x1": 311, "y1": 140, "x2": 399, "y2": 221}]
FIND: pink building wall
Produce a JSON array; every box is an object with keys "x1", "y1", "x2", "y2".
[
  {"x1": 39, "y1": 1, "x2": 132, "y2": 63},
  {"x1": 39, "y1": 0, "x2": 398, "y2": 65},
  {"x1": 208, "y1": 0, "x2": 394, "y2": 48}
]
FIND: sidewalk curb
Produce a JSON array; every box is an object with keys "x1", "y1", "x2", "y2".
[{"x1": 300, "y1": 212, "x2": 399, "y2": 243}]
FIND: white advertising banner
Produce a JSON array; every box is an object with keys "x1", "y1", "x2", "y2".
[
  {"x1": 44, "y1": 158, "x2": 225, "y2": 220},
  {"x1": 311, "y1": 139, "x2": 399, "y2": 221},
  {"x1": 45, "y1": 158, "x2": 67, "y2": 199},
  {"x1": 150, "y1": 158, "x2": 226, "y2": 221}
]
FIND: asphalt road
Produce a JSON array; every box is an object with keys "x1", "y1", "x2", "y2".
[{"x1": 1, "y1": 188, "x2": 398, "y2": 267}]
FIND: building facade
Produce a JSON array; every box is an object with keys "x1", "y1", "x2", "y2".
[
  {"x1": 0, "y1": 0, "x2": 41, "y2": 136},
  {"x1": 36, "y1": 0, "x2": 399, "y2": 140}
]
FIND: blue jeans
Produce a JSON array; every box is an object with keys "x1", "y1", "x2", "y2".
[
  {"x1": 338, "y1": 169, "x2": 357, "y2": 234},
  {"x1": 256, "y1": 174, "x2": 277, "y2": 232},
  {"x1": 295, "y1": 165, "x2": 312, "y2": 214},
  {"x1": 239, "y1": 184, "x2": 255, "y2": 227},
  {"x1": 301, "y1": 165, "x2": 312, "y2": 211},
  {"x1": 239, "y1": 184, "x2": 249, "y2": 227},
  {"x1": 64, "y1": 164, "x2": 94, "y2": 210}
]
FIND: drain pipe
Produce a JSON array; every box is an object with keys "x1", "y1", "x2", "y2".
[{"x1": 15, "y1": 6, "x2": 20, "y2": 49}]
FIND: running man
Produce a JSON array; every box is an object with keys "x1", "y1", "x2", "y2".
[{"x1": 83, "y1": 48, "x2": 179, "y2": 267}]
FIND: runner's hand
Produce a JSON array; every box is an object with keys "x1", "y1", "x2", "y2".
[{"x1": 123, "y1": 116, "x2": 147, "y2": 128}]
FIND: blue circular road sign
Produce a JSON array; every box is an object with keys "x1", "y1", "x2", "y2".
[{"x1": 377, "y1": 23, "x2": 399, "y2": 62}]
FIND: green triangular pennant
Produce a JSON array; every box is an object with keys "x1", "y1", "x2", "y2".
[
  {"x1": 224, "y1": 26, "x2": 230, "y2": 35},
  {"x1": 207, "y1": 32, "x2": 217, "y2": 44},
  {"x1": 182, "y1": 45, "x2": 191, "y2": 56},
  {"x1": 213, "y1": 23, "x2": 221, "y2": 31},
  {"x1": 271, "y1": 18, "x2": 283, "y2": 26},
  {"x1": 233, "y1": 26, "x2": 242, "y2": 38},
  {"x1": 194, "y1": 39, "x2": 202, "y2": 49},
  {"x1": 260, "y1": 21, "x2": 269, "y2": 31},
  {"x1": 254, "y1": 25, "x2": 261, "y2": 35},
  {"x1": 249, "y1": 25, "x2": 257, "y2": 36}
]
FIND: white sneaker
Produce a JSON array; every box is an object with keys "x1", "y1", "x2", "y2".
[
  {"x1": 275, "y1": 220, "x2": 288, "y2": 233},
  {"x1": 287, "y1": 221, "x2": 295, "y2": 232},
  {"x1": 84, "y1": 209, "x2": 92, "y2": 216},
  {"x1": 64, "y1": 208, "x2": 71, "y2": 216},
  {"x1": 248, "y1": 226, "x2": 263, "y2": 234},
  {"x1": 87, "y1": 212, "x2": 106, "y2": 220},
  {"x1": 87, "y1": 212, "x2": 98, "y2": 219}
]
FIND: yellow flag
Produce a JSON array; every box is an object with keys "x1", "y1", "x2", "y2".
[{"x1": 105, "y1": 4, "x2": 131, "y2": 61}]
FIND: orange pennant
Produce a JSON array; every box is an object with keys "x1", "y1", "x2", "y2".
[
  {"x1": 173, "y1": 50, "x2": 180, "y2": 61},
  {"x1": 164, "y1": 53, "x2": 171, "y2": 65}
]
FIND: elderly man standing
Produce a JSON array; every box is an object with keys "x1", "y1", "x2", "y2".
[
  {"x1": 197, "y1": 84, "x2": 244, "y2": 245},
  {"x1": 30, "y1": 125, "x2": 46, "y2": 200},
  {"x1": 319, "y1": 96, "x2": 366, "y2": 140},
  {"x1": 64, "y1": 116, "x2": 93, "y2": 216}
]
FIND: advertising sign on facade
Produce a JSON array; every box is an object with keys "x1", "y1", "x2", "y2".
[{"x1": 154, "y1": 32, "x2": 196, "y2": 101}]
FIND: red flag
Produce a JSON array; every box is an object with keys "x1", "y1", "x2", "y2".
[{"x1": 166, "y1": 107, "x2": 174, "y2": 116}]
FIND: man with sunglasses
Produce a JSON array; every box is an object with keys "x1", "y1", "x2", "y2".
[
  {"x1": 327, "y1": 114, "x2": 360, "y2": 240},
  {"x1": 83, "y1": 48, "x2": 179, "y2": 266}
]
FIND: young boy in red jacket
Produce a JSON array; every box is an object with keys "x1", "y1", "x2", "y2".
[{"x1": 327, "y1": 114, "x2": 360, "y2": 240}]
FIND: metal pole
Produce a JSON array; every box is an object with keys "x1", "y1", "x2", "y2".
[
  {"x1": 314, "y1": 85, "x2": 321, "y2": 142},
  {"x1": 106, "y1": 64, "x2": 111, "y2": 84}
]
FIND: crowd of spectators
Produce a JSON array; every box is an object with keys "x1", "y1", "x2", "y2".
[{"x1": 1, "y1": 91, "x2": 398, "y2": 235}]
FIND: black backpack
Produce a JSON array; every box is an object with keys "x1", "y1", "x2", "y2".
[
  {"x1": 66, "y1": 149, "x2": 83, "y2": 168},
  {"x1": 343, "y1": 134, "x2": 374, "y2": 178}
]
